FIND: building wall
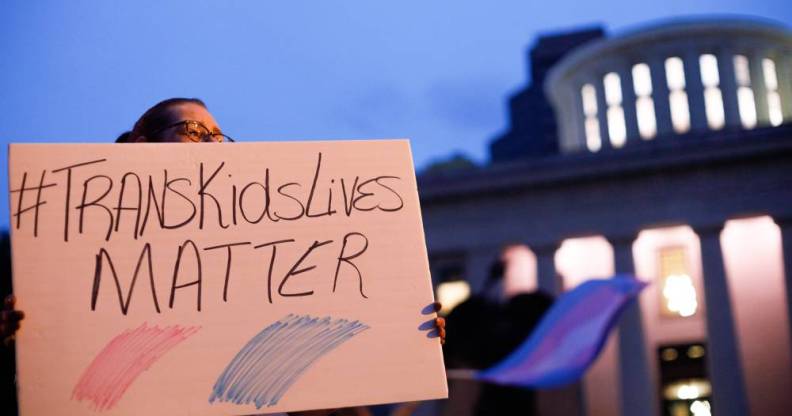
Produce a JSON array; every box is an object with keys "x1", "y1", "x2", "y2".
[
  {"x1": 423, "y1": 18, "x2": 792, "y2": 416},
  {"x1": 423, "y1": 134, "x2": 792, "y2": 251},
  {"x1": 421, "y1": 130, "x2": 792, "y2": 415}
]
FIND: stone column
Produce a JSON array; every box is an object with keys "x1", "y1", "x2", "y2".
[
  {"x1": 774, "y1": 218, "x2": 792, "y2": 358},
  {"x1": 717, "y1": 48, "x2": 741, "y2": 128},
  {"x1": 776, "y1": 49, "x2": 792, "y2": 121},
  {"x1": 594, "y1": 76, "x2": 612, "y2": 151},
  {"x1": 681, "y1": 51, "x2": 709, "y2": 131},
  {"x1": 535, "y1": 243, "x2": 561, "y2": 296},
  {"x1": 566, "y1": 80, "x2": 588, "y2": 153},
  {"x1": 695, "y1": 225, "x2": 750, "y2": 416},
  {"x1": 619, "y1": 63, "x2": 640, "y2": 145},
  {"x1": 683, "y1": 50, "x2": 708, "y2": 132},
  {"x1": 750, "y1": 52, "x2": 770, "y2": 126},
  {"x1": 649, "y1": 56, "x2": 673, "y2": 138},
  {"x1": 607, "y1": 235, "x2": 658, "y2": 416}
]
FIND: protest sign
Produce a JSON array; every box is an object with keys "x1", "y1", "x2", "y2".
[{"x1": 8, "y1": 140, "x2": 447, "y2": 415}]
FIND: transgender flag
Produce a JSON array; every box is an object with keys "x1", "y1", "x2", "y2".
[{"x1": 477, "y1": 276, "x2": 646, "y2": 388}]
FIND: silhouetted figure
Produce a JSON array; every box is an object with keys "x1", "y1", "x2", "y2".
[
  {"x1": 114, "y1": 131, "x2": 132, "y2": 143},
  {"x1": 443, "y1": 258, "x2": 553, "y2": 416},
  {"x1": 0, "y1": 233, "x2": 18, "y2": 415}
]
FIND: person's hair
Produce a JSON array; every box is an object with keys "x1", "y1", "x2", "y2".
[
  {"x1": 115, "y1": 131, "x2": 132, "y2": 143},
  {"x1": 130, "y1": 98, "x2": 207, "y2": 142}
]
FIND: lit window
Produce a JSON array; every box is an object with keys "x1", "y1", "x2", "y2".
[
  {"x1": 663, "y1": 274, "x2": 697, "y2": 317},
  {"x1": 763, "y1": 58, "x2": 784, "y2": 126},
  {"x1": 659, "y1": 247, "x2": 697, "y2": 317},
  {"x1": 699, "y1": 55, "x2": 719, "y2": 87},
  {"x1": 604, "y1": 72, "x2": 626, "y2": 147},
  {"x1": 734, "y1": 55, "x2": 757, "y2": 129},
  {"x1": 632, "y1": 63, "x2": 657, "y2": 139},
  {"x1": 763, "y1": 58, "x2": 779, "y2": 90},
  {"x1": 502, "y1": 244, "x2": 538, "y2": 297},
  {"x1": 584, "y1": 119, "x2": 601, "y2": 152},
  {"x1": 699, "y1": 54, "x2": 725, "y2": 130},
  {"x1": 669, "y1": 92, "x2": 691, "y2": 133},
  {"x1": 687, "y1": 344, "x2": 705, "y2": 359},
  {"x1": 582, "y1": 84, "x2": 597, "y2": 115},
  {"x1": 662, "y1": 379, "x2": 712, "y2": 401},
  {"x1": 581, "y1": 84, "x2": 601, "y2": 152},
  {"x1": 678, "y1": 384, "x2": 701, "y2": 400},
  {"x1": 665, "y1": 57, "x2": 690, "y2": 133},
  {"x1": 436, "y1": 280, "x2": 471, "y2": 315},
  {"x1": 690, "y1": 400, "x2": 712, "y2": 416},
  {"x1": 633, "y1": 63, "x2": 653, "y2": 96},
  {"x1": 666, "y1": 57, "x2": 686, "y2": 90},
  {"x1": 734, "y1": 55, "x2": 751, "y2": 85},
  {"x1": 660, "y1": 347, "x2": 679, "y2": 361},
  {"x1": 604, "y1": 72, "x2": 623, "y2": 104}
]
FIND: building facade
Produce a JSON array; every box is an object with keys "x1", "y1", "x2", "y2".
[{"x1": 421, "y1": 18, "x2": 792, "y2": 416}]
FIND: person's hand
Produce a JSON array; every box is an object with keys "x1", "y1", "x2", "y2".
[
  {"x1": 432, "y1": 302, "x2": 446, "y2": 345},
  {"x1": 420, "y1": 301, "x2": 446, "y2": 345},
  {"x1": 1, "y1": 295, "x2": 24, "y2": 345},
  {"x1": 287, "y1": 305, "x2": 446, "y2": 416}
]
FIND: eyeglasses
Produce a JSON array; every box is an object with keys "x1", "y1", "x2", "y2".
[{"x1": 153, "y1": 120, "x2": 235, "y2": 143}]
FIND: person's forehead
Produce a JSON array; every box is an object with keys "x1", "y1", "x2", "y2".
[{"x1": 169, "y1": 103, "x2": 219, "y2": 128}]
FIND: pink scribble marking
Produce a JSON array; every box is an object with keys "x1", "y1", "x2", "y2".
[{"x1": 72, "y1": 323, "x2": 200, "y2": 411}]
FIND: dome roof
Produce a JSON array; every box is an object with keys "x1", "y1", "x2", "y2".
[{"x1": 546, "y1": 17, "x2": 792, "y2": 89}]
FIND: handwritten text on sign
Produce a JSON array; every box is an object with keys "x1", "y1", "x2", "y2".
[{"x1": 9, "y1": 141, "x2": 447, "y2": 416}]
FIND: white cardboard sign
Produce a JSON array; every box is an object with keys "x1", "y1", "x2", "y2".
[{"x1": 8, "y1": 140, "x2": 447, "y2": 415}]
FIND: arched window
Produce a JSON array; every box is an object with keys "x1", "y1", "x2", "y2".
[
  {"x1": 659, "y1": 246, "x2": 697, "y2": 317},
  {"x1": 581, "y1": 83, "x2": 601, "y2": 152},
  {"x1": 699, "y1": 54, "x2": 725, "y2": 130},
  {"x1": 733, "y1": 55, "x2": 757, "y2": 129},
  {"x1": 602, "y1": 72, "x2": 627, "y2": 147},
  {"x1": 763, "y1": 58, "x2": 783, "y2": 127},
  {"x1": 665, "y1": 57, "x2": 691, "y2": 133},
  {"x1": 604, "y1": 72, "x2": 626, "y2": 147},
  {"x1": 632, "y1": 63, "x2": 657, "y2": 139}
]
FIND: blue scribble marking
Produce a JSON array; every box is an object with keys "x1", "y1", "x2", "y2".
[{"x1": 209, "y1": 314, "x2": 369, "y2": 409}]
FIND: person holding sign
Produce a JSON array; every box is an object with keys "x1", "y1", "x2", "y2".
[
  {"x1": 121, "y1": 97, "x2": 232, "y2": 144},
  {"x1": 1, "y1": 296, "x2": 23, "y2": 345},
  {"x1": 3, "y1": 97, "x2": 446, "y2": 416}
]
